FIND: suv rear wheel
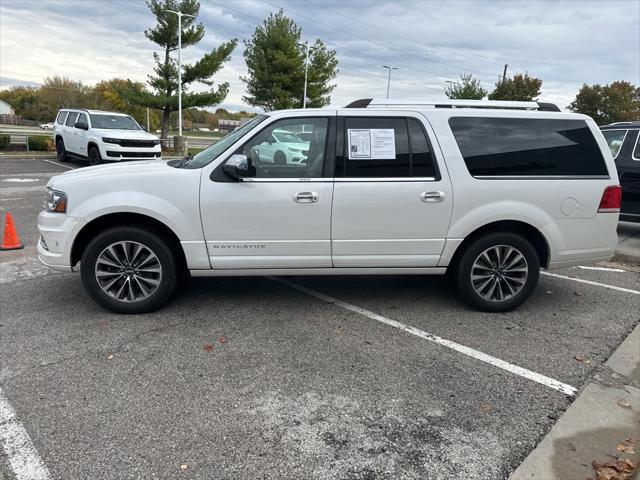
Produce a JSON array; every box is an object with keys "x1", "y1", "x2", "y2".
[
  {"x1": 56, "y1": 138, "x2": 69, "y2": 162},
  {"x1": 88, "y1": 145, "x2": 102, "y2": 165},
  {"x1": 455, "y1": 232, "x2": 540, "y2": 312},
  {"x1": 80, "y1": 226, "x2": 177, "y2": 314}
]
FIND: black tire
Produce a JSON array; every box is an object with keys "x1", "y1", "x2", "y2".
[
  {"x1": 455, "y1": 232, "x2": 540, "y2": 312},
  {"x1": 56, "y1": 138, "x2": 69, "y2": 162},
  {"x1": 88, "y1": 145, "x2": 102, "y2": 165},
  {"x1": 274, "y1": 150, "x2": 286, "y2": 165},
  {"x1": 80, "y1": 226, "x2": 177, "y2": 314}
]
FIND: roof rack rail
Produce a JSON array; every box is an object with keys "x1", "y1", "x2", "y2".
[{"x1": 344, "y1": 98, "x2": 561, "y2": 112}]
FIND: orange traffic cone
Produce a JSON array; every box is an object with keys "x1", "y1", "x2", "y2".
[{"x1": 1, "y1": 212, "x2": 24, "y2": 250}]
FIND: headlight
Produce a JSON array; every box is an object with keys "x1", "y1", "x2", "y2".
[
  {"x1": 102, "y1": 137, "x2": 121, "y2": 144},
  {"x1": 288, "y1": 148, "x2": 302, "y2": 153},
  {"x1": 153, "y1": 139, "x2": 161, "y2": 145},
  {"x1": 45, "y1": 188, "x2": 67, "y2": 213}
]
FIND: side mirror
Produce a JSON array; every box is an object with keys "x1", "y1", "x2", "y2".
[
  {"x1": 75, "y1": 121, "x2": 88, "y2": 130},
  {"x1": 223, "y1": 154, "x2": 255, "y2": 180}
]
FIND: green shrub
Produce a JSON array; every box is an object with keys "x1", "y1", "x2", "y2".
[
  {"x1": 28, "y1": 135, "x2": 54, "y2": 152},
  {"x1": 0, "y1": 134, "x2": 9, "y2": 150}
]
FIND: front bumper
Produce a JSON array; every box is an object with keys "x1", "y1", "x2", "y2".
[
  {"x1": 99, "y1": 143, "x2": 162, "y2": 161},
  {"x1": 37, "y1": 210, "x2": 83, "y2": 272}
]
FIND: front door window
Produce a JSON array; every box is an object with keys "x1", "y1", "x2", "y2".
[{"x1": 234, "y1": 117, "x2": 329, "y2": 178}]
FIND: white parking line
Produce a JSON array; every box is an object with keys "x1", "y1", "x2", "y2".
[
  {"x1": 272, "y1": 278, "x2": 578, "y2": 397},
  {"x1": 575, "y1": 266, "x2": 626, "y2": 273},
  {"x1": 542, "y1": 272, "x2": 640, "y2": 295},
  {"x1": 0, "y1": 387, "x2": 51, "y2": 480},
  {"x1": 41, "y1": 159, "x2": 75, "y2": 170}
]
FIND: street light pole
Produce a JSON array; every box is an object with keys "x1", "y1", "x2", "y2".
[
  {"x1": 163, "y1": 9, "x2": 194, "y2": 136},
  {"x1": 382, "y1": 65, "x2": 398, "y2": 99},
  {"x1": 300, "y1": 42, "x2": 312, "y2": 109}
]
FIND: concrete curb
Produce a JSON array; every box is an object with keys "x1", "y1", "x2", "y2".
[{"x1": 509, "y1": 324, "x2": 640, "y2": 479}]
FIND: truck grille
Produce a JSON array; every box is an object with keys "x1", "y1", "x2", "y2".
[{"x1": 118, "y1": 139, "x2": 158, "y2": 148}]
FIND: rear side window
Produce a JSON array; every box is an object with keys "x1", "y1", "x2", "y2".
[
  {"x1": 56, "y1": 111, "x2": 67, "y2": 124},
  {"x1": 633, "y1": 131, "x2": 640, "y2": 160},
  {"x1": 65, "y1": 112, "x2": 78, "y2": 127},
  {"x1": 601, "y1": 129, "x2": 627, "y2": 159},
  {"x1": 337, "y1": 117, "x2": 436, "y2": 178},
  {"x1": 449, "y1": 117, "x2": 608, "y2": 177}
]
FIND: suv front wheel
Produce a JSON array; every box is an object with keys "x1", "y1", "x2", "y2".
[
  {"x1": 88, "y1": 145, "x2": 102, "y2": 165},
  {"x1": 455, "y1": 232, "x2": 540, "y2": 312},
  {"x1": 56, "y1": 138, "x2": 69, "y2": 162},
  {"x1": 81, "y1": 226, "x2": 177, "y2": 314}
]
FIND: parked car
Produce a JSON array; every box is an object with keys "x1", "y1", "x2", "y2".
[
  {"x1": 38, "y1": 99, "x2": 620, "y2": 314},
  {"x1": 252, "y1": 128, "x2": 310, "y2": 164},
  {"x1": 40, "y1": 122, "x2": 54, "y2": 130},
  {"x1": 53, "y1": 109, "x2": 161, "y2": 165},
  {"x1": 601, "y1": 121, "x2": 640, "y2": 223}
]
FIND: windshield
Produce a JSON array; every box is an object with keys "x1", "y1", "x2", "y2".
[
  {"x1": 274, "y1": 131, "x2": 303, "y2": 143},
  {"x1": 90, "y1": 114, "x2": 141, "y2": 130},
  {"x1": 185, "y1": 115, "x2": 267, "y2": 168}
]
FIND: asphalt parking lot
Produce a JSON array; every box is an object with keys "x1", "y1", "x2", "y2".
[{"x1": 1, "y1": 156, "x2": 639, "y2": 480}]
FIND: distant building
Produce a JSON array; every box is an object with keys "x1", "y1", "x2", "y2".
[{"x1": 0, "y1": 100, "x2": 15, "y2": 116}]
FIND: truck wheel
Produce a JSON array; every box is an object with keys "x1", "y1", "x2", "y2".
[
  {"x1": 56, "y1": 138, "x2": 69, "y2": 162},
  {"x1": 456, "y1": 232, "x2": 540, "y2": 312},
  {"x1": 81, "y1": 226, "x2": 177, "y2": 314},
  {"x1": 88, "y1": 145, "x2": 102, "y2": 165}
]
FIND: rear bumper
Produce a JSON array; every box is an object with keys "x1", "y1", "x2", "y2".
[{"x1": 544, "y1": 214, "x2": 618, "y2": 268}]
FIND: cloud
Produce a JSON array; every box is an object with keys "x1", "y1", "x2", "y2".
[{"x1": 1, "y1": 0, "x2": 638, "y2": 111}]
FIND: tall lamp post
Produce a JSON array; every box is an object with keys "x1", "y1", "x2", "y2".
[
  {"x1": 299, "y1": 42, "x2": 313, "y2": 109},
  {"x1": 163, "y1": 9, "x2": 194, "y2": 136},
  {"x1": 382, "y1": 65, "x2": 398, "y2": 99}
]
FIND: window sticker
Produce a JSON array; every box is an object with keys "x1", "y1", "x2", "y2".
[{"x1": 348, "y1": 128, "x2": 396, "y2": 159}]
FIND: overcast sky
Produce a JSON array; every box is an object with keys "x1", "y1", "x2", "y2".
[{"x1": 1, "y1": 0, "x2": 638, "y2": 112}]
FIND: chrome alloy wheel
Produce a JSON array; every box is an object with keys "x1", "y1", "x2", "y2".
[
  {"x1": 470, "y1": 245, "x2": 528, "y2": 302},
  {"x1": 94, "y1": 241, "x2": 162, "y2": 303}
]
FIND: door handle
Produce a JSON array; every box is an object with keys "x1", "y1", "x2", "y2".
[
  {"x1": 421, "y1": 191, "x2": 446, "y2": 203},
  {"x1": 295, "y1": 191, "x2": 319, "y2": 203}
]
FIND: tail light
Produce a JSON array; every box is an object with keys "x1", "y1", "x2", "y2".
[{"x1": 598, "y1": 185, "x2": 622, "y2": 213}]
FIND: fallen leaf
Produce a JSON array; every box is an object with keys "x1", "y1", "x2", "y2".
[
  {"x1": 180, "y1": 464, "x2": 188, "y2": 470},
  {"x1": 617, "y1": 399, "x2": 631, "y2": 408},
  {"x1": 574, "y1": 354, "x2": 590, "y2": 363},
  {"x1": 218, "y1": 336, "x2": 227, "y2": 344},
  {"x1": 203, "y1": 344, "x2": 213, "y2": 352},
  {"x1": 480, "y1": 402, "x2": 492, "y2": 414},
  {"x1": 574, "y1": 291, "x2": 582, "y2": 296},
  {"x1": 107, "y1": 354, "x2": 113, "y2": 360},
  {"x1": 623, "y1": 458, "x2": 636, "y2": 470},
  {"x1": 617, "y1": 443, "x2": 636, "y2": 455},
  {"x1": 545, "y1": 290, "x2": 553, "y2": 294},
  {"x1": 595, "y1": 466, "x2": 619, "y2": 479}
]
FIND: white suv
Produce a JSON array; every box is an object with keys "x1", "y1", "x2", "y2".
[
  {"x1": 53, "y1": 109, "x2": 161, "y2": 165},
  {"x1": 38, "y1": 99, "x2": 620, "y2": 314}
]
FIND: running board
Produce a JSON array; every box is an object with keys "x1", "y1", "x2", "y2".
[{"x1": 190, "y1": 267, "x2": 447, "y2": 277}]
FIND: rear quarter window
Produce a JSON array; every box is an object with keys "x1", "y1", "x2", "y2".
[
  {"x1": 601, "y1": 129, "x2": 628, "y2": 159},
  {"x1": 449, "y1": 117, "x2": 609, "y2": 177}
]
